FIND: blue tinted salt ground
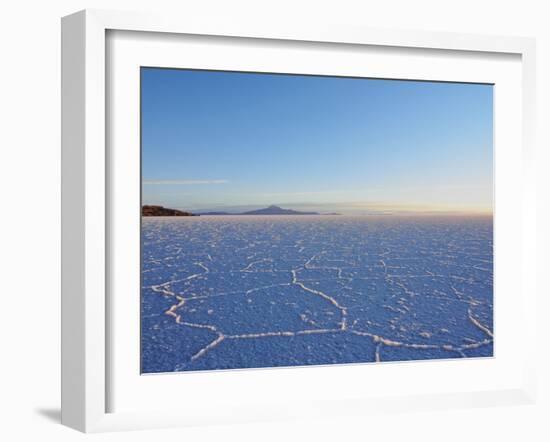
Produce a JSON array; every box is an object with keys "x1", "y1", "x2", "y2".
[{"x1": 141, "y1": 215, "x2": 493, "y2": 373}]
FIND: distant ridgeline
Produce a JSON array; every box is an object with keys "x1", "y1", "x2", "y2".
[
  {"x1": 198, "y1": 205, "x2": 340, "y2": 216},
  {"x1": 143, "y1": 204, "x2": 341, "y2": 216},
  {"x1": 142, "y1": 205, "x2": 197, "y2": 216}
]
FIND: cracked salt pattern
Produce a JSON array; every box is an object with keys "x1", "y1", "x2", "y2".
[{"x1": 141, "y1": 215, "x2": 493, "y2": 373}]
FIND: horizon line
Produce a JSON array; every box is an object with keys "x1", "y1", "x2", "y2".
[{"x1": 142, "y1": 203, "x2": 493, "y2": 217}]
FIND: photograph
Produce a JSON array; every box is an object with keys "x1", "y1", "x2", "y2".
[{"x1": 140, "y1": 67, "x2": 494, "y2": 374}]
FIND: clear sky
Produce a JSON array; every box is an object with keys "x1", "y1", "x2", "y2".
[{"x1": 141, "y1": 67, "x2": 493, "y2": 215}]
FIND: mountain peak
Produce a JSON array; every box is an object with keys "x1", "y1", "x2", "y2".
[{"x1": 241, "y1": 205, "x2": 319, "y2": 215}]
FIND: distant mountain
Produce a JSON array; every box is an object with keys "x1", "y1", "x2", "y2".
[
  {"x1": 323, "y1": 212, "x2": 341, "y2": 216},
  {"x1": 142, "y1": 205, "x2": 197, "y2": 216},
  {"x1": 241, "y1": 205, "x2": 319, "y2": 215}
]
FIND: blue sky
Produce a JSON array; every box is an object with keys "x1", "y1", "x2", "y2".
[{"x1": 141, "y1": 68, "x2": 493, "y2": 215}]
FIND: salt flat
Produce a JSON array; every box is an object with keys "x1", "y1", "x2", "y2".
[{"x1": 141, "y1": 215, "x2": 493, "y2": 373}]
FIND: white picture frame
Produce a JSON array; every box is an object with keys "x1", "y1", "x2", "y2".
[{"x1": 61, "y1": 9, "x2": 537, "y2": 433}]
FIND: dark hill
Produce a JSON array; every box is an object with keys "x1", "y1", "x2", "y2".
[{"x1": 142, "y1": 205, "x2": 197, "y2": 216}]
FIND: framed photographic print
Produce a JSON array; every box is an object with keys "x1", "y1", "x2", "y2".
[{"x1": 61, "y1": 9, "x2": 537, "y2": 432}]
